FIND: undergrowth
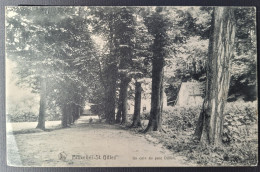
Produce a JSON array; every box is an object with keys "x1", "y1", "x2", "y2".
[{"x1": 149, "y1": 101, "x2": 258, "y2": 166}]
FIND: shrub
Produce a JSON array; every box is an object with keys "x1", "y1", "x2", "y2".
[
  {"x1": 148, "y1": 100, "x2": 258, "y2": 166},
  {"x1": 140, "y1": 112, "x2": 150, "y2": 120},
  {"x1": 222, "y1": 101, "x2": 257, "y2": 144},
  {"x1": 161, "y1": 106, "x2": 201, "y2": 133},
  {"x1": 7, "y1": 112, "x2": 38, "y2": 122},
  {"x1": 7, "y1": 110, "x2": 61, "y2": 122}
]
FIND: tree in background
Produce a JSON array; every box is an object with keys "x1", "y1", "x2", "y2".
[
  {"x1": 129, "y1": 11, "x2": 153, "y2": 128},
  {"x1": 90, "y1": 7, "x2": 125, "y2": 124},
  {"x1": 130, "y1": 81, "x2": 142, "y2": 127},
  {"x1": 90, "y1": 7, "x2": 152, "y2": 124},
  {"x1": 115, "y1": 7, "x2": 136, "y2": 124},
  {"x1": 6, "y1": 7, "x2": 97, "y2": 129},
  {"x1": 142, "y1": 7, "x2": 171, "y2": 132},
  {"x1": 6, "y1": 7, "x2": 67, "y2": 130},
  {"x1": 228, "y1": 7, "x2": 256, "y2": 101}
]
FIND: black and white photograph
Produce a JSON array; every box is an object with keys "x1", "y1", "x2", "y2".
[{"x1": 5, "y1": 6, "x2": 257, "y2": 167}]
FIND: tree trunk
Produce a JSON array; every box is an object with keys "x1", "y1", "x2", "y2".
[
  {"x1": 72, "y1": 94, "x2": 80, "y2": 122},
  {"x1": 116, "y1": 75, "x2": 131, "y2": 124},
  {"x1": 104, "y1": 63, "x2": 118, "y2": 124},
  {"x1": 131, "y1": 81, "x2": 142, "y2": 128},
  {"x1": 68, "y1": 103, "x2": 73, "y2": 125},
  {"x1": 73, "y1": 104, "x2": 80, "y2": 122},
  {"x1": 115, "y1": 82, "x2": 123, "y2": 123},
  {"x1": 144, "y1": 57, "x2": 164, "y2": 132},
  {"x1": 194, "y1": 7, "x2": 236, "y2": 145},
  {"x1": 36, "y1": 77, "x2": 47, "y2": 130},
  {"x1": 192, "y1": 59, "x2": 196, "y2": 75},
  {"x1": 115, "y1": 107, "x2": 122, "y2": 123},
  {"x1": 120, "y1": 76, "x2": 131, "y2": 125},
  {"x1": 72, "y1": 104, "x2": 76, "y2": 122},
  {"x1": 62, "y1": 103, "x2": 68, "y2": 128}
]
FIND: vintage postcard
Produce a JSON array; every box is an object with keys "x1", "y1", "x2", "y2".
[{"x1": 5, "y1": 6, "x2": 257, "y2": 167}]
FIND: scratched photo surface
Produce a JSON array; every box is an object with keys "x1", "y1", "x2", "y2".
[{"x1": 5, "y1": 6, "x2": 257, "y2": 167}]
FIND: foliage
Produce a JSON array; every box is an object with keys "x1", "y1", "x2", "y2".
[
  {"x1": 165, "y1": 7, "x2": 256, "y2": 102},
  {"x1": 148, "y1": 101, "x2": 257, "y2": 165},
  {"x1": 7, "y1": 112, "x2": 38, "y2": 122},
  {"x1": 140, "y1": 112, "x2": 150, "y2": 120},
  {"x1": 6, "y1": 7, "x2": 99, "y2": 123},
  {"x1": 222, "y1": 101, "x2": 257, "y2": 145},
  {"x1": 162, "y1": 106, "x2": 201, "y2": 133},
  {"x1": 7, "y1": 111, "x2": 61, "y2": 122},
  {"x1": 227, "y1": 7, "x2": 257, "y2": 101}
]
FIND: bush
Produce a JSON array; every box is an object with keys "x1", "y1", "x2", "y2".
[
  {"x1": 162, "y1": 106, "x2": 201, "y2": 133},
  {"x1": 46, "y1": 112, "x2": 61, "y2": 121},
  {"x1": 140, "y1": 112, "x2": 150, "y2": 120},
  {"x1": 148, "y1": 101, "x2": 258, "y2": 166},
  {"x1": 223, "y1": 101, "x2": 257, "y2": 144},
  {"x1": 7, "y1": 112, "x2": 38, "y2": 122},
  {"x1": 7, "y1": 110, "x2": 61, "y2": 122}
]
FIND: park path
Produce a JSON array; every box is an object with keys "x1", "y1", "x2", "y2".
[{"x1": 7, "y1": 116, "x2": 193, "y2": 167}]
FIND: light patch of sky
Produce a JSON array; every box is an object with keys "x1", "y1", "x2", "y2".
[
  {"x1": 91, "y1": 35, "x2": 107, "y2": 54},
  {"x1": 5, "y1": 8, "x2": 17, "y2": 18}
]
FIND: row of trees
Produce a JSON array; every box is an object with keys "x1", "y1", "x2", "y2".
[
  {"x1": 6, "y1": 6, "x2": 256, "y2": 146},
  {"x1": 6, "y1": 7, "x2": 98, "y2": 129}
]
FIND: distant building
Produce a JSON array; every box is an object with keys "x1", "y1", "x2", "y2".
[{"x1": 175, "y1": 80, "x2": 204, "y2": 107}]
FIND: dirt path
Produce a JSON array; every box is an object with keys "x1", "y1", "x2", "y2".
[{"x1": 7, "y1": 116, "x2": 193, "y2": 167}]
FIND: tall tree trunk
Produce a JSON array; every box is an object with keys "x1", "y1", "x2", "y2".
[
  {"x1": 62, "y1": 103, "x2": 68, "y2": 128},
  {"x1": 72, "y1": 104, "x2": 76, "y2": 122},
  {"x1": 73, "y1": 104, "x2": 80, "y2": 122},
  {"x1": 104, "y1": 63, "x2": 118, "y2": 124},
  {"x1": 72, "y1": 94, "x2": 80, "y2": 122},
  {"x1": 192, "y1": 59, "x2": 196, "y2": 75},
  {"x1": 144, "y1": 57, "x2": 164, "y2": 132},
  {"x1": 79, "y1": 106, "x2": 83, "y2": 117},
  {"x1": 116, "y1": 75, "x2": 131, "y2": 124},
  {"x1": 131, "y1": 81, "x2": 142, "y2": 128},
  {"x1": 120, "y1": 76, "x2": 131, "y2": 124},
  {"x1": 194, "y1": 7, "x2": 236, "y2": 145},
  {"x1": 68, "y1": 103, "x2": 73, "y2": 125},
  {"x1": 116, "y1": 82, "x2": 123, "y2": 123},
  {"x1": 36, "y1": 77, "x2": 46, "y2": 130},
  {"x1": 76, "y1": 105, "x2": 80, "y2": 119},
  {"x1": 116, "y1": 107, "x2": 122, "y2": 123}
]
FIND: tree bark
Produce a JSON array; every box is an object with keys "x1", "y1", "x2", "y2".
[
  {"x1": 116, "y1": 106, "x2": 122, "y2": 123},
  {"x1": 131, "y1": 81, "x2": 142, "y2": 128},
  {"x1": 62, "y1": 103, "x2": 68, "y2": 128},
  {"x1": 144, "y1": 57, "x2": 164, "y2": 132},
  {"x1": 68, "y1": 103, "x2": 74, "y2": 125},
  {"x1": 104, "y1": 63, "x2": 118, "y2": 124},
  {"x1": 194, "y1": 7, "x2": 236, "y2": 145},
  {"x1": 120, "y1": 76, "x2": 131, "y2": 124},
  {"x1": 73, "y1": 104, "x2": 80, "y2": 122},
  {"x1": 103, "y1": 15, "x2": 119, "y2": 124},
  {"x1": 192, "y1": 58, "x2": 196, "y2": 75},
  {"x1": 36, "y1": 77, "x2": 47, "y2": 130},
  {"x1": 115, "y1": 82, "x2": 123, "y2": 123},
  {"x1": 72, "y1": 94, "x2": 80, "y2": 122},
  {"x1": 116, "y1": 75, "x2": 131, "y2": 124},
  {"x1": 72, "y1": 104, "x2": 76, "y2": 122}
]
